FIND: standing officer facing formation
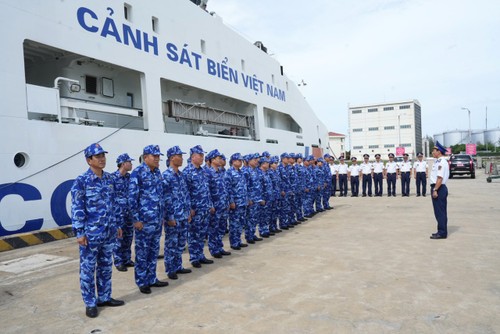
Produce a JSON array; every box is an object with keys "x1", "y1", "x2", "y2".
[
  {"x1": 71, "y1": 143, "x2": 125, "y2": 318},
  {"x1": 337, "y1": 157, "x2": 348, "y2": 197},
  {"x1": 372, "y1": 154, "x2": 384, "y2": 197},
  {"x1": 348, "y1": 157, "x2": 360, "y2": 197},
  {"x1": 430, "y1": 141, "x2": 449, "y2": 239},
  {"x1": 385, "y1": 153, "x2": 398, "y2": 197},
  {"x1": 360, "y1": 154, "x2": 373, "y2": 197},
  {"x1": 399, "y1": 153, "x2": 412, "y2": 197}
]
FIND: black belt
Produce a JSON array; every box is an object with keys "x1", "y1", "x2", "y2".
[{"x1": 430, "y1": 183, "x2": 435, "y2": 187}]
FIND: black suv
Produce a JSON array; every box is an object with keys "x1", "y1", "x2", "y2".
[{"x1": 448, "y1": 154, "x2": 475, "y2": 179}]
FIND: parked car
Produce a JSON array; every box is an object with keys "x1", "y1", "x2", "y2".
[{"x1": 448, "y1": 154, "x2": 475, "y2": 179}]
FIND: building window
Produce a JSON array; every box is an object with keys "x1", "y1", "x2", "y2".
[
  {"x1": 384, "y1": 144, "x2": 395, "y2": 148},
  {"x1": 353, "y1": 146, "x2": 363, "y2": 150},
  {"x1": 384, "y1": 126, "x2": 395, "y2": 130},
  {"x1": 368, "y1": 145, "x2": 379, "y2": 149},
  {"x1": 351, "y1": 109, "x2": 362, "y2": 114},
  {"x1": 400, "y1": 124, "x2": 411, "y2": 129},
  {"x1": 352, "y1": 128, "x2": 363, "y2": 132},
  {"x1": 399, "y1": 105, "x2": 411, "y2": 109},
  {"x1": 367, "y1": 108, "x2": 378, "y2": 112},
  {"x1": 368, "y1": 127, "x2": 379, "y2": 131},
  {"x1": 383, "y1": 106, "x2": 394, "y2": 111},
  {"x1": 402, "y1": 143, "x2": 412, "y2": 147}
]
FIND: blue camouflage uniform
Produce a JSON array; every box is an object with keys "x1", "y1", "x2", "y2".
[
  {"x1": 205, "y1": 149, "x2": 230, "y2": 256},
  {"x1": 303, "y1": 156, "x2": 315, "y2": 216},
  {"x1": 288, "y1": 153, "x2": 298, "y2": 224},
  {"x1": 71, "y1": 143, "x2": 119, "y2": 308},
  {"x1": 183, "y1": 145, "x2": 213, "y2": 263},
  {"x1": 225, "y1": 153, "x2": 248, "y2": 247},
  {"x1": 129, "y1": 145, "x2": 165, "y2": 289},
  {"x1": 294, "y1": 154, "x2": 306, "y2": 220},
  {"x1": 268, "y1": 157, "x2": 281, "y2": 232},
  {"x1": 245, "y1": 153, "x2": 264, "y2": 242},
  {"x1": 257, "y1": 157, "x2": 273, "y2": 237},
  {"x1": 321, "y1": 156, "x2": 333, "y2": 209},
  {"x1": 277, "y1": 153, "x2": 293, "y2": 229},
  {"x1": 314, "y1": 160, "x2": 325, "y2": 211},
  {"x1": 112, "y1": 153, "x2": 134, "y2": 268},
  {"x1": 162, "y1": 146, "x2": 191, "y2": 275}
]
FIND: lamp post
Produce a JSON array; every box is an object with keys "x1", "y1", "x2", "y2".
[{"x1": 461, "y1": 107, "x2": 472, "y2": 144}]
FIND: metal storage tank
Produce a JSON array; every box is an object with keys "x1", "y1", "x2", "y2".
[
  {"x1": 433, "y1": 133, "x2": 444, "y2": 145},
  {"x1": 471, "y1": 130, "x2": 484, "y2": 145},
  {"x1": 443, "y1": 130, "x2": 467, "y2": 146},
  {"x1": 484, "y1": 128, "x2": 500, "y2": 146}
]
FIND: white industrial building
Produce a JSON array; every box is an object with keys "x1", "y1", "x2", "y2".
[{"x1": 348, "y1": 100, "x2": 422, "y2": 159}]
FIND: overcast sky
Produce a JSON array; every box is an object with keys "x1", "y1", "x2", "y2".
[{"x1": 209, "y1": 0, "x2": 500, "y2": 140}]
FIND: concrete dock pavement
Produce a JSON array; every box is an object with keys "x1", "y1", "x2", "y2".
[{"x1": 1, "y1": 172, "x2": 500, "y2": 333}]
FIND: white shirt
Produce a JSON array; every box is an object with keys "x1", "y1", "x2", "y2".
[
  {"x1": 360, "y1": 161, "x2": 373, "y2": 175},
  {"x1": 337, "y1": 163, "x2": 348, "y2": 174},
  {"x1": 385, "y1": 161, "x2": 398, "y2": 173},
  {"x1": 430, "y1": 158, "x2": 449, "y2": 184},
  {"x1": 330, "y1": 163, "x2": 339, "y2": 175},
  {"x1": 399, "y1": 160, "x2": 412, "y2": 172},
  {"x1": 348, "y1": 163, "x2": 361, "y2": 176},
  {"x1": 373, "y1": 161, "x2": 384, "y2": 173},
  {"x1": 414, "y1": 160, "x2": 428, "y2": 173}
]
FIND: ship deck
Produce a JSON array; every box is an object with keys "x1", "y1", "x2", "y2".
[{"x1": 1, "y1": 172, "x2": 499, "y2": 333}]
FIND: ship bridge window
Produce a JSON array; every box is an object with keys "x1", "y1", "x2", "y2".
[
  {"x1": 152, "y1": 16, "x2": 159, "y2": 32},
  {"x1": 263, "y1": 107, "x2": 302, "y2": 133},
  {"x1": 124, "y1": 3, "x2": 132, "y2": 21},
  {"x1": 201, "y1": 40, "x2": 206, "y2": 54},
  {"x1": 241, "y1": 59, "x2": 246, "y2": 72}
]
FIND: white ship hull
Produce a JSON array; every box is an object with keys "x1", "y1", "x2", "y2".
[{"x1": 0, "y1": 0, "x2": 329, "y2": 237}]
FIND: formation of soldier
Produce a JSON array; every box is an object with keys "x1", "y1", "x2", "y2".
[
  {"x1": 71, "y1": 143, "x2": 335, "y2": 318},
  {"x1": 329, "y1": 152, "x2": 429, "y2": 197}
]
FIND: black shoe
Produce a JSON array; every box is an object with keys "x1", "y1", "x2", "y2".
[
  {"x1": 220, "y1": 250, "x2": 232, "y2": 256},
  {"x1": 231, "y1": 245, "x2": 241, "y2": 250},
  {"x1": 247, "y1": 239, "x2": 255, "y2": 244},
  {"x1": 294, "y1": 221, "x2": 302, "y2": 225},
  {"x1": 416, "y1": 194, "x2": 421, "y2": 197},
  {"x1": 97, "y1": 298, "x2": 125, "y2": 307},
  {"x1": 261, "y1": 234, "x2": 270, "y2": 238},
  {"x1": 240, "y1": 243, "x2": 248, "y2": 247},
  {"x1": 192, "y1": 261, "x2": 201, "y2": 268},
  {"x1": 253, "y1": 236, "x2": 263, "y2": 241},
  {"x1": 274, "y1": 229, "x2": 283, "y2": 233},
  {"x1": 430, "y1": 234, "x2": 447, "y2": 239},
  {"x1": 213, "y1": 253, "x2": 223, "y2": 258},
  {"x1": 139, "y1": 286, "x2": 151, "y2": 294},
  {"x1": 362, "y1": 194, "x2": 366, "y2": 197},
  {"x1": 150, "y1": 280, "x2": 169, "y2": 287},
  {"x1": 125, "y1": 261, "x2": 135, "y2": 267},
  {"x1": 368, "y1": 194, "x2": 373, "y2": 197},
  {"x1": 299, "y1": 218, "x2": 306, "y2": 222},
  {"x1": 116, "y1": 265, "x2": 127, "y2": 272},
  {"x1": 325, "y1": 207, "x2": 333, "y2": 210},
  {"x1": 200, "y1": 258, "x2": 214, "y2": 264},
  {"x1": 168, "y1": 272, "x2": 178, "y2": 280},
  {"x1": 288, "y1": 225, "x2": 295, "y2": 228},
  {"x1": 177, "y1": 268, "x2": 192, "y2": 274},
  {"x1": 423, "y1": 194, "x2": 427, "y2": 197},
  {"x1": 86, "y1": 306, "x2": 98, "y2": 318},
  {"x1": 280, "y1": 226, "x2": 289, "y2": 230},
  {"x1": 269, "y1": 232, "x2": 275, "y2": 236}
]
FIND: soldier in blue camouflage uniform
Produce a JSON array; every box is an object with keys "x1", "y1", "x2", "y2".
[
  {"x1": 162, "y1": 146, "x2": 193, "y2": 280},
  {"x1": 287, "y1": 153, "x2": 299, "y2": 225},
  {"x1": 71, "y1": 143, "x2": 125, "y2": 318},
  {"x1": 313, "y1": 158, "x2": 325, "y2": 212},
  {"x1": 321, "y1": 155, "x2": 333, "y2": 210},
  {"x1": 129, "y1": 145, "x2": 169, "y2": 294},
  {"x1": 294, "y1": 153, "x2": 307, "y2": 222},
  {"x1": 258, "y1": 156, "x2": 274, "y2": 237},
  {"x1": 205, "y1": 149, "x2": 232, "y2": 258},
  {"x1": 245, "y1": 153, "x2": 265, "y2": 243},
  {"x1": 302, "y1": 156, "x2": 315, "y2": 217},
  {"x1": 268, "y1": 157, "x2": 282, "y2": 234},
  {"x1": 183, "y1": 145, "x2": 215, "y2": 268},
  {"x1": 225, "y1": 153, "x2": 249, "y2": 250},
  {"x1": 277, "y1": 153, "x2": 293, "y2": 230},
  {"x1": 112, "y1": 153, "x2": 135, "y2": 272}
]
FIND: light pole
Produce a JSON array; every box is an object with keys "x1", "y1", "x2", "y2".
[{"x1": 461, "y1": 107, "x2": 471, "y2": 144}]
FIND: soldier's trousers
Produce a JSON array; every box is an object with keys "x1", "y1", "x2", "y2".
[
  {"x1": 208, "y1": 208, "x2": 229, "y2": 255},
  {"x1": 188, "y1": 208, "x2": 210, "y2": 262},
  {"x1": 278, "y1": 194, "x2": 291, "y2": 228},
  {"x1": 269, "y1": 200, "x2": 279, "y2": 232},
  {"x1": 387, "y1": 173, "x2": 396, "y2": 195},
  {"x1": 134, "y1": 221, "x2": 161, "y2": 288},
  {"x1": 350, "y1": 176, "x2": 359, "y2": 196},
  {"x1": 79, "y1": 226, "x2": 115, "y2": 307},
  {"x1": 416, "y1": 172, "x2": 427, "y2": 196},
  {"x1": 113, "y1": 220, "x2": 134, "y2": 266},
  {"x1": 322, "y1": 186, "x2": 331, "y2": 208},
  {"x1": 362, "y1": 174, "x2": 372, "y2": 196},
  {"x1": 314, "y1": 188, "x2": 323, "y2": 210},
  {"x1": 303, "y1": 190, "x2": 314, "y2": 216},
  {"x1": 164, "y1": 219, "x2": 188, "y2": 274},
  {"x1": 331, "y1": 175, "x2": 337, "y2": 195},
  {"x1": 245, "y1": 203, "x2": 261, "y2": 241},
  {"x1": 401, "y1": 172, "x2": 410, "y2": 196},
  {"x1": 258, "y1": 203, "x2": 271, "y2": 236},
  {"x1": 229, "y1": 206, "x2": 246, "y2": 247},
  {"x1": 338, "y1": 174, "x2": 348, "y2": 196},
  {"x1": 374, "y1": 173, "x2": 383, "y2": 196},
  {"x1": 294, "y1": 192, "x2": 304, "y2": 220}
]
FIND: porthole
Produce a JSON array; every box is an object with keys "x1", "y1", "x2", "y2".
[{"x1": 14, "y1": 152, "x2": 29, "y2": 168}]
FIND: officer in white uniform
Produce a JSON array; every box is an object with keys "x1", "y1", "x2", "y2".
[
  {"x1": 372, "y1": 154, "x2": 384, "y2": 196},
  {"x1": 413, "y1": 152, "x2": 428, "y2": 196},
  {"x1": 384, "y1": 153, "x2": 398, "y2": 197},
  {"x1": 347, "y1": 157, "x2": 361, "y2": 197},
  {"x1": 430, "y1": 141, "x2": 450, "y2": 239},
  {"x1": 360, "y1": 154, "x2": 373, "y2": 197},
  {"x1": 399, "y1": 153, "x2": 412, "y2": 196},
  {"x1": 337, "y1": 157, "x2": 349, "y2": 197}
]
